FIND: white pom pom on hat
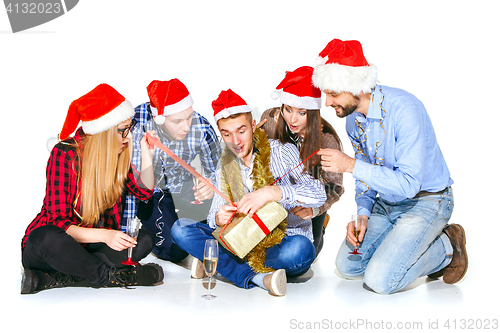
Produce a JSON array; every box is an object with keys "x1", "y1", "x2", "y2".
[
  {"x1": 154, "y1": 115, "x2": 165, "y2": 125},
  {"x1": 271, "y1": 90, "x2": 281, "y2": 100},
  {"x1": 46, "y1": 136, "x2": 59, "y2": 152}
]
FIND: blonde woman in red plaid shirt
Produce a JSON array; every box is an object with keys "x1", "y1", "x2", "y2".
[{"x1": 21, "y1": 84, "x2": 164, "y2": 294}]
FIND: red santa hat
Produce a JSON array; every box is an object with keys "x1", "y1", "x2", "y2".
[
  {"x1": 271, "y1": 66, "x2": 322, "y2": 110},
  {"x1": 47, "y1": 83, "x2": 134, "y2": 150},
  {"x1": 147, "y1": 79, "x2": 194, "y2": 125},
  {"x1": 312, "y1": 39, "x2": 378, "y2": 96},
  {"x1": 212, "y1": 89, "x2": 252, "y2": 123}
]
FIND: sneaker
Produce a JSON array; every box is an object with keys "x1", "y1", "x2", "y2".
[
  {"x1": 108, "y1": 263, "x2": 164, "y2": 288},
  {"x1": 264, "y1": 269, "x2": 287, "y2": 297},
  {"x1": 190, "y1": 257, "x2": 206, "y2": 279}
]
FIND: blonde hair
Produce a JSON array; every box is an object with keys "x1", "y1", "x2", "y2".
[{"x1": 78, "y1": 125, "x2": 131, "y2": 226}]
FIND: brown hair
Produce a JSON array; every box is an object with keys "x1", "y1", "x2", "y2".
[
  {"x1": 274, "y1": 105, "x2": 342, "y2": 177},
  {"x1": 216, "y1": 111, "x2": 253, "y2": 127}
]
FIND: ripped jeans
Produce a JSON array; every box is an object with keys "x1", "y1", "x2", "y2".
[{"x1": 336, "y1": 188, "x2": 455, "y2": 294}]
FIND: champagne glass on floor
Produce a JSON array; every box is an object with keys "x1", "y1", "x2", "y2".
[
  {"x1": 121, "y1": 217, "x2": 141, "y2": 266},
  {"x1": 349, "y1": 214, "x2": 362, "y2": 255},
  {"x1": 202, "y1": 239, "x2": 218, "y2": 300}
]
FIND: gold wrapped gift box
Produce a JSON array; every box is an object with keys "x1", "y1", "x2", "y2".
[{"x1": 212, "y1": 201, "x2": 287, "y2": 259}]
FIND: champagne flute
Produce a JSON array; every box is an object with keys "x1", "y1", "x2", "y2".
[
  {"x1": 121, "y1": 217, "x2": 141, "y2": 266},
  {"x1": 191, "y1": 155, "x2": 204, "y2": 204},
  {"x1": 202, "y1": 239, "x2": 218, "y2": 300},
  {"x1": 349, "y1": 214, "x2": 362, "y2": 255},
  {"x1": 191, "y1": 175, "x2": 204, "y2": 204}
]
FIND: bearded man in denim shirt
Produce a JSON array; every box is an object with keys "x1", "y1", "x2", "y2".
[{"x1": 314, "y1": 39, "x2": 467, "y2": 294}]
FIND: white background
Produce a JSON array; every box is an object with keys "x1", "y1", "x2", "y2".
[{"x1": 1, "y1": 0, "x2": 498, "y2": 331}]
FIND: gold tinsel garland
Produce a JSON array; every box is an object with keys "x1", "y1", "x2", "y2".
[{"x1": 220, "y1": 129, "x2": 287, "y2": 273}]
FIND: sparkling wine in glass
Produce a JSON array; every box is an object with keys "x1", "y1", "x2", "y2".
[
  {"x1": 191, "y1": 155, "x2": 204, "y2": 205},
  {"x1": 349, "y1": 214, "x2": 362, "y2": 255},
  {"x1": 202, "y1": 239, "x2": 218, "y2": 300},
  {"x1": 121, "y1": 217, "x2": 141, "y2": 266},
  {"x1": 191, "y1": 176, "x2": 204, "y2": 204}
]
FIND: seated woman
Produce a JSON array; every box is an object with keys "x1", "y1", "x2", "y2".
[
  {"x1": 21, "y1": 84, "x2": 163, "y2": 294},
  {"x1": 260, "y1": 66, "x2": 344, "y2": 256}
]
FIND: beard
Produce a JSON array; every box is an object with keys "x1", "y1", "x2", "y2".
[{"x1": 333, "y1": 95, "x2": 360, "y2": 118}]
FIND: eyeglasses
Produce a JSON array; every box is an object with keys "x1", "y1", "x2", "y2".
[{"x1": 117, "y1": 118, "x2": 137, "y2": 138}]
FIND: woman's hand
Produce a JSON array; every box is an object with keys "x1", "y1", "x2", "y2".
[
  {"x1": 290, "y1": 206, "x2": 314, "y2": 220},
  {"x1": 67, "y1": 225, "x2": 136, "y2": 252},
  {"x1": 102, "y1": 229, "x2": 137, "y2": 251}
]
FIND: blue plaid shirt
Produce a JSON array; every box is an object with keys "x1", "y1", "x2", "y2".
[{"x1": 123, "y1": 102, "x2": 221, "y2": 220}]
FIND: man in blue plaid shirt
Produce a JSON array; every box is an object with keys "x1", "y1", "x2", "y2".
[{"x1": 124, "y1": 79, "x2": 221, "y2": 262}]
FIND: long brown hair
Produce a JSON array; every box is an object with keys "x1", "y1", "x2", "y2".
[
  {"x1": 274, "y1": 105, "x2": 342, "y2": 178},
  {"x1": 74, "y1": 125, "x2": 131, "y2": 226}
]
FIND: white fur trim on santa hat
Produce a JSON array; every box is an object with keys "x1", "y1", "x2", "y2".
[
  {"x1": 312, "y1": 62, "x2": 378, "y2": 96},
  {"x1": 163, "y1": 94, "x2": 194, "y2": 117},
  {"x1": 82, "y1": 100, "x2": 135, "y2": 135},
  {"x1": 279, "y1": 91, "x2": 322, "y2": 110},
  {"x1": 214, "y1": 104, "x2": 252, "y2": 122}
]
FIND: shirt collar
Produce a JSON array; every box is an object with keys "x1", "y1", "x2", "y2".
[{"x1": 366, "y1": 85, "x2": 383, "y2": 120}]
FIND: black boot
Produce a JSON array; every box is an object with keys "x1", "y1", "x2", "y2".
[
  {"x1": 21, "y1": 269, "x2": 82, "y2": 294},
  {"x1": 106, "y1": 263, "x2": 164, "y2": 288}
]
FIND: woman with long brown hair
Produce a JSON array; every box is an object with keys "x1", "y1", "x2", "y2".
[
  {"x1": 21, "y1": 84, "x2": 163, "y2": 294},
  {"x1": 260, "y1": 66, "x2": 344, "y2": 256}
]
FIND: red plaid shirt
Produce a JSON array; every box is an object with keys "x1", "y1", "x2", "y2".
[{"x1": 22, "y1": 129, "x2": 153, "y2": 251}]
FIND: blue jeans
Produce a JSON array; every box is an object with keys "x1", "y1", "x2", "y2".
[
  {"x1": 336, "y1": 188, "x2": 455, "y2": 294},
  {"x1": 171, "y1": 219, "x2": 316, "y2": 289}
]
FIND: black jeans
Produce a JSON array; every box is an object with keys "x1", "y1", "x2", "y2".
[
  {"x1": 22, "y1": 225, "x2": 154, "y2": 287},
  {"x1": 312, "y1": 212, "x2": 327, "y2": 256}
]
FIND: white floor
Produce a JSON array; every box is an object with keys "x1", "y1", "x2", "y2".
[{"x1": 4, "y1": 214, "x2": 493, "y2": 333}]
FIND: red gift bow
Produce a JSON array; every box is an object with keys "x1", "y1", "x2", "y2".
[{"x1": 145, "y1": 133, "x2": 318, "y2": 255}]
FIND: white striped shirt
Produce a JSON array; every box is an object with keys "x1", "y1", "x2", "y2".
[{"x1": 208, "y1": 140, "x2": 326, "y2": 242}]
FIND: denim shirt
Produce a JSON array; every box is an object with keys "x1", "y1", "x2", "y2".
[{"x1": 349, "y1": 85, "x2": 453, "y2": 217}]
